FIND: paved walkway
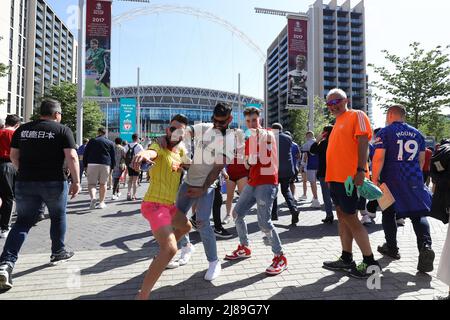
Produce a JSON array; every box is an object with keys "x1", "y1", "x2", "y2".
[{"x1": 0, "y1": 180, "x2": 448, "y2": 300}]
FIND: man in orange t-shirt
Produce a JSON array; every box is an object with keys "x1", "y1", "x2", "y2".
[{"x1": 322, "y1": 88, "x2": 380, "y2": 279}]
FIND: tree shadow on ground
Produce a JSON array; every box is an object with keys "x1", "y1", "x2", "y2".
[{"x1": 101, "y1": 209, "x2": 141, "y2": 218}]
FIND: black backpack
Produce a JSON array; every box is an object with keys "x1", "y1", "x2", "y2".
[
  {"x1": 125, "y1": 144, "x2": 138, "y2": 166},
  {"x1": 430, "y1": 141, "x2": 450, "y2": 224}
]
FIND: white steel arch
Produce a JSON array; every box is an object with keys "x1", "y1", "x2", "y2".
[{"x1": 112, "y1": 4, "x2": 266, "y2": 61}]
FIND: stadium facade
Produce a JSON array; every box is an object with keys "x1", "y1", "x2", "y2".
[{"x1": 99, "y1": 85, "x2": 264, "y2": 139}]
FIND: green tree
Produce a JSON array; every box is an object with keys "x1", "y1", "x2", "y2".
[
  {"x1": 0, "y1": 37, "x2": 9, "y2": 105},
  {"x1": 289, "y1": 96, "x2": 333, "y2": 144},
  {"x1": 369, "y1": 42, "x2": 450, "y2": 129},
  {"x1": 419, "y1": 113, "x2": 450, "y2": 142},
  {"x1": 32, "y1": 82, "x2": 103, "y2": 139}
]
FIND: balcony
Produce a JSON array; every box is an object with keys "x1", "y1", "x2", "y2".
[
  {"x1": 352, "y1": 46, "x2": 363, "y2": 53},
  {"x1": 351, "y1": 27, "x2": 363, "y2": 34},
  {"x1": 338, "y1": 82, "x2": 350, "y2": 87},
  {"x1": 323, "y1": 34, "x2": 335, "y2": 41},
  {"x1": 337, "y1": 26, "x2": 349, "y2": 32},
  {"x1": 324, "y1": 81, "x2": 337, "y2": 87},
  {"x1": 337, "y1": 17, "x2": 348, "y2": 24},
  {"x1": 324, "y1": 62, "x2": 336, "y2": 68},
  {"x1": 338, "y1": 45, "x2": 350, "y2": 51},
  {"x1": 324, "y1": 43, "x2": 336, "y2": 50},
  {"x1": 338, "y1": 54, "x2": 350, "y2": 60},
  {"x1": 338, "y1": 64, "x2": 350, "y2": 70},
  {"x1": 351, "y1": 55, "x2": 362, "y2": 61},
  {"x1": 324, "y1": 52, "x2": 335, "y2": 59},
  {"x1": 352, "y1": 73, "x2": 365, "y2": 79},
  {"x1": 352, "y1": 64, "x2": 364, "y2": 70},
  {"x1": 352, "y1": 83, "x2": 365, "y2": 89},
  {"x1": 338, "y1": 35, "x2": 350, "y2": 42},
  {"x1": 338, "y1": 73, "x2": 350, "y2": 78},
  {"x1": 351, "y1": 18, "x2": 362, "y2": 26},
  {"x1": 324, "y1": 71, "x2": 336, "y2": 77},
  {"x1": 323, "y1": 24, "x2": 335, "y2": 31},
  {"x1": 352, "y1": 37, "x2": 363, "y2": 43}
]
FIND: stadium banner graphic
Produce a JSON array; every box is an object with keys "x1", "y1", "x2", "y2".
[
  {"x1": 120, "y1": 98, "x2": 136, "y2": 142},
  {"x1": 85, "y1": 0, "x2": 111, "y2": 98},
  {"x1": 286, "y1": 17, "x2": 308, "y2": 109}
]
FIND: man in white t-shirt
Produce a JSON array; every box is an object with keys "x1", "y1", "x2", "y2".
[
  {"x1": 124, "y1": 133, "x2": 144, "y2": 201},
  {"x1": 172, "y1": 103, "x2": 237, "y2": 282}
]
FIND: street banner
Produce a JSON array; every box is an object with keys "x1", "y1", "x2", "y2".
[
  {"x1": 120, "y1": 98, "x2": 136, "y2": 142},
  {"x1": 286, "y1": 17, "x2": 308, "y2": 108},
  {"x1": 85, "y1": 0, "x2": 111, "y2": 98}
]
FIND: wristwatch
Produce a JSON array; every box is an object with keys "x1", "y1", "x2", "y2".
[{"x1": 357, "y1": 167, "x2": 367, "y2": 173}]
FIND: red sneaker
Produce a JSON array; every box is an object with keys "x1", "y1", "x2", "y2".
[
  {"x1": 224, "y1": 244, "x2": 252, "y2": 260},
  {"x1": 265, "y1": 254, "x2": 287, "y2": 275}
]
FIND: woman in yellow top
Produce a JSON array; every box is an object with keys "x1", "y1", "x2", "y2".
[{"x1": 131, "y1": 114, "x2": 191, "y2": 300}]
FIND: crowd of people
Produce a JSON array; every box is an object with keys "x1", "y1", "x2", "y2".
[{"x1": 0, "y1": 89, "x2": 449, "y2": 300}]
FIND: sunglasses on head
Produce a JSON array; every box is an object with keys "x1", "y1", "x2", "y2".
[
  {"x1": 211, "y1": 116, "x2": 230, "y2": 125},
  {"x1": 326, "y1": 98, "x2": 344, "y2": 107}
]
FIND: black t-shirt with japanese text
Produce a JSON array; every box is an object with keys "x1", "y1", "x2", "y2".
[{"x1": 10, "y1": 119, "x2": 77, "y2": 181}]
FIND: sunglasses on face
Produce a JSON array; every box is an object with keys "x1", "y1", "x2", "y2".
[
  {"x1": 326, "y1": 98, "x2": 344, "y2": 107},
  {"x1": 212, "y1": 116, "x2": 230, "y2": 125}
]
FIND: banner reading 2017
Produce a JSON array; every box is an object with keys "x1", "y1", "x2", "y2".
[
  {"x1": 287, "y1": 17, "x2": 308, "y2": 108},
  {"x1": 85, "y1": 0, "x2": 111, "y2": 98}
]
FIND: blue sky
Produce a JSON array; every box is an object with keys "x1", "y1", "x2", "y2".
[{"x1": 47, "y1": 0, "x2": 450, "y2": 127}]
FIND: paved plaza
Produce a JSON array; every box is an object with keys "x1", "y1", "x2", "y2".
[{"x1": 0, "y1": 180, "x2": 448, "y2": 300}]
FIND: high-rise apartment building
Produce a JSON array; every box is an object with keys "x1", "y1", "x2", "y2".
[
  {"x1": 266, "y1": 0, "x2": 367, "y2": 130},
  {"x1": 0, "y1": 0, "x2": 78, "y2": 121}
]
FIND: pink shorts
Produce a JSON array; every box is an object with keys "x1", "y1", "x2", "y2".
[{"x1": 141, "y1": 201, "x2": 177, "y2": 232}]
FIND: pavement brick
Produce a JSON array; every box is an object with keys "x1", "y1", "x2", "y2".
[{"x1": 0, "y1": 181, "x2": 448, "y2": 300}]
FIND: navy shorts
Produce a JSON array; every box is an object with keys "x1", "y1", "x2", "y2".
[{"x1": 329, "y1": 182, "x2": 359, "y2": 215}]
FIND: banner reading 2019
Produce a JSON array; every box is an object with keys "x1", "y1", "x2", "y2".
[
  {"x1": 287, "y1": 17, "x2": 308, "y2": 108},
  {"x1": 85, "y1": 0, "x2": 111, "y2": 98}
]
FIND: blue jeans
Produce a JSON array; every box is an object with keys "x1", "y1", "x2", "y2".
[
  {"x1": 0, "y1": 181, "x2": 69, "y2": 268},
  {"x1": 176, "y1": 182, "x2": 217, "y2": 262},
  {"x1": 319, "y1": 178, "x2": 333, "y2": 219},
  {"x1": 234, "y1": 184, "x2": 283, "y2": 255},
  {"x1": 382, "y1": 205, "x2": 432, "y2": 251}
]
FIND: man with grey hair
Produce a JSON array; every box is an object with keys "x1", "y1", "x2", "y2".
[
  {"x1": 322, "y1": 88, "x2": 380, "y2": 279},
  {"x1": 0, "y1": 99, "x2": 80, "y2": 289}
]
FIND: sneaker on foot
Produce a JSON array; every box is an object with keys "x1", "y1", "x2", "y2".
[
  {"x1": 127, "y1": 194, "x2": 132, "y2": 201},
  {"x1": 214, "y1": 227, "x2": 233, "y2": 239},
  {"x1": 396, "y1": 218, "x2": 405, "y2": 227},
  {"x1": 0, "y1": 263, "x2": 13, "y2": 289},
  {"x1": 311, "y1": 199, "x2": 321, "y2": 208},
  {"x1": 265, "y1": 254, "x2": 288, "y2": 275},
  {"x1": 323, "y1": 258, "x2": 355, "y2": 272},
  {"x1": 377, "y1": 243, "x2": 401, "y2": 260},
  {"x1": 50, "y1": 249, "x2": 74, "y2": 265},
  {"x1": 418, "y1": 246, "x2": 435, "y2": 273},
  {"x1": 224, "y1": 244, "x2": 252, "y2": 260},
  {"x1": 322, "y1": 217, "x2": 334, "y2": 224},
  {"x1": 96, "y1": 202, "x2": 107, "y2": 209},
  {"x1": 89, "y1": 199, "x2": 97, "y2": 210},
  {"x1": 179, "y1": 244, "x2": 195, "y2": 266},
  {"x1": 367, "y1": 211, "x2": 377, "y2": 219},
  {"x1": 112, "y1": 194, "x2": 118, "y2": 200},
  {"x1": 117, "y1": 192, "x2": 122, "y2": 198},
  {"x1": 434, "y1": 294, "x2": 450, "y2": 300},
  {"x1": 360, "y1": 215, "x2": 373, "y2": 226},
  {"x1": 291, "y1": 213, "x2": 299, "y2": 225},
  {"x1": 189, "y1": 218, "x2": 198, "y2": 231},
  {"x1": 166, "y1": 259, "x2": 180, "y2": 269},
  {"x1": 348, "y1": 261, "x2": 382, "y2": 279},
  {"x1": 0, "y1": 229, "x2": 10, "y2": 239},
  {"x1": 204, "y1": 259, "x2": 221, "y2": 281},
  {"x1": 222, "y1": 215, "x2": 232, "y2": 225},
  {"x1": 299, "y1": 195, "x2": 308, "y2": 201}
]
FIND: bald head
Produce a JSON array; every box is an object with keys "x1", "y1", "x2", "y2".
[{"x1": 386, "y1": 104, "x2": 406, "y2": 125}]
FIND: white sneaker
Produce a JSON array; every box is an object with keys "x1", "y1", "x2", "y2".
[
  {"x1": 111, "y1": 195, "x2": 118, "y2": 200},
  {"x1": 367, "y1": 211, "x2": 377, "y2": 219},
  {"x1": 360, "y1": 215, "x2": 372, "y2": 225},
  {"x1": 299, "y1": 195, "x2": 308, "y2": 201},
  {"x1": 179, "y1": 244, "x2": 195, "y2": 266},
  {"x1": 396, "y1": 218, "x2": 405, "y2": 226},
  {"x1": 222, "y1": 215, "x2": 232, "y2": 225},
  {"x1": 89, "y1": 199, "x2": 97, "y2": 210},
  {"x1": 204, "y1": 259, "x2": 221, "y2": 281},
  {"x1": 0, "y1": 229, "x2": 10, "y2": 239},
  {"x1": 166, "y1": 259, "x2": 180, "y2": 269},
  {"x1": 311, "y1": 199, "x2": 321, "y2": 208},
  {"x1": 117, "y1": 192, "x2": 122, "y2": 198},
  {"x1": 96, "y1": 202, "x2": 107, "y2": 209}
]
